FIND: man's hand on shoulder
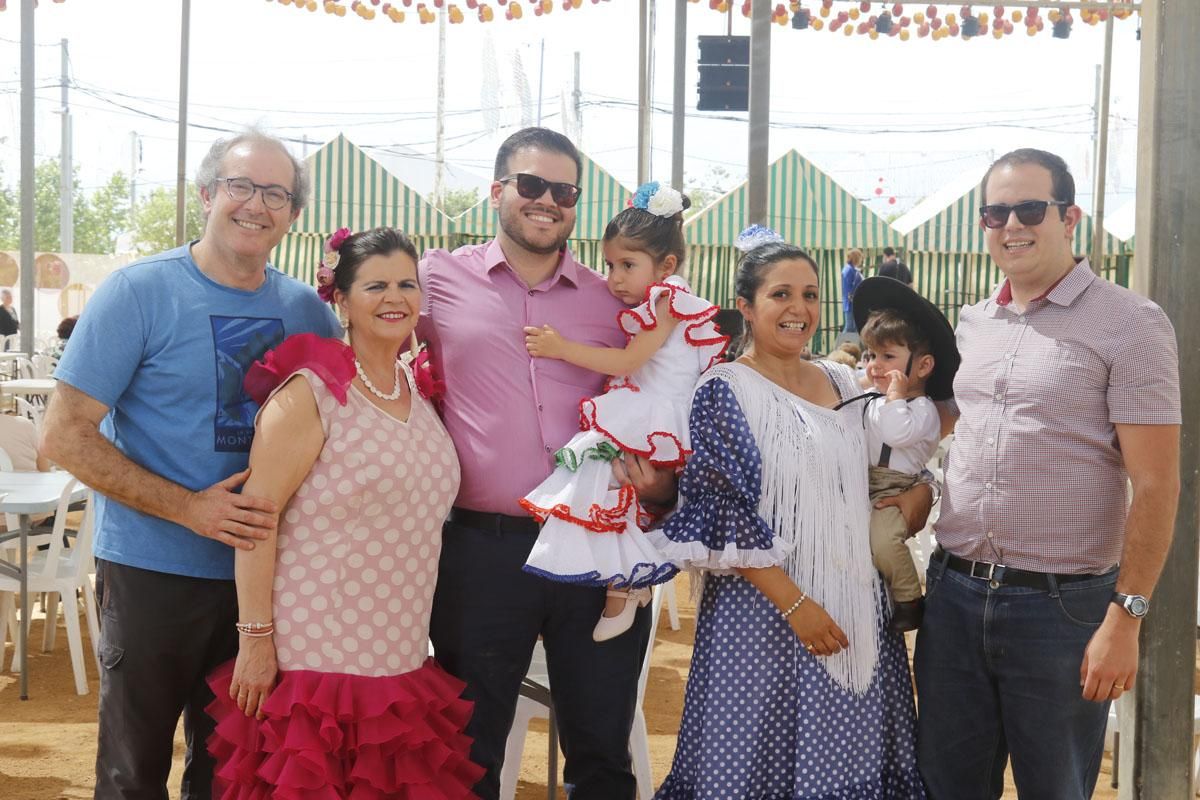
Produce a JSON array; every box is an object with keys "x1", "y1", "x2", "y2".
[{"x1": 180, "y1": 468, "x2": 278, "y2": 550}]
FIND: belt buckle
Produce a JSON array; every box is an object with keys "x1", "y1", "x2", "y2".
[{"x1": 970, "y1": 560, "x2": 1005, "y2": 589}]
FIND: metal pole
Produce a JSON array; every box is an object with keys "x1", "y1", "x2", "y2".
[
  {"x1": 1090, "y1": 2, "x2": 1115, "y2": 274},
  {"x1": 572, "y1": 51, "x2": 583, "y2": 148},
  {"x1": 671, "y1": 0, "x2": 686, "y2": 192},
  {"x1": 59, "y1": 38, "x2": 72, "y2": 255},
  {"x1": 637, "y1": 0, "x2": 651, "y2": 185},
  {"x1": 1120, "y1": 0, "x2": 1200, "y2": 796},
  {"x1": 747, "y1": 0, "x2": 770, "y2": 226},
  {"x1": 175, "y1": 0, "x2": 191, "y2": 247},
  {"x1": 17, "y1": 0, "x2": 35, "y2": 700},
  {"x1": 129, "y1": 131, "x2": 139, "y2": 212},
  {"x1": 536, "y1": 39, "x2": 545, "y2": 128},
  {"x1": 433, "y1": 9, "x2": 446, "y2": 206}
]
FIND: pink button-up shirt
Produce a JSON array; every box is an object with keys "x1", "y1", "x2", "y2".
[
  {"x1": 418, "y1": 241, "x2": 625, "y2": 516},
  {"x1": 935, "y1": 259, "x2": 1181, "y2": 573}
]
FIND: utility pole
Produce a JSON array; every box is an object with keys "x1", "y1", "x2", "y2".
[
  {"x1": 433, "y1": 10, "x2": 446, "y2": 207},
  {"x1": 636, "y1": 0, "x2": 652, "y2": 185},
  {"x1": 746, "y1": 0, "x2": 770, "y2": 225},
  {"x1": 536, "y1": 39, "x2": 546, "y2": 128},
  {"x1": 59, "y1": 38, "x2": 73, "y2": 255},
  {"x1": 129, "y1": 132, "x2": 139, "y2": 212},
  {"x1": 670, "y1": 0, "x2": 685, "y2": 192},
  {"x1": 1122, "y1": 0, "x2": 1200, "y2": 796},
  {"x1": 1090, "y1": 9, "x2": 1115, "y2": 275},
  {"x1": 572, "y1": 51, "x2": 583, "y2": 149},
  {"x1": 175, "y1": 0, "x2": 191, "y2": 247}
]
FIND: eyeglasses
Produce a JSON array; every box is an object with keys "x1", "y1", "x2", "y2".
[
  {"x1": 979, "y1": 200, "x2": 1069, "y2": 229},
  {"x1": 499, "y1": 173, "x2": 582, "y2": 208},
  {"x1": 218, "y1": 177, "x2": 294, "y2": 211}
]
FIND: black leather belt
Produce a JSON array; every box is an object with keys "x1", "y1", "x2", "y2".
[
  {"x1": 448, "y1": 507, "x2": 540, "y2": 536},
  {"x1": 934, "y1": 546, "x2": 1111, "y2": 590}
]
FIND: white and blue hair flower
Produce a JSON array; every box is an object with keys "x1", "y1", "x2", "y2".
[
  {"x1": 735, "y1": 224, "x2": 784, "y2": 253},
  {"x1": 631, "y1": 181, "x2": 684, "y2": 218}
]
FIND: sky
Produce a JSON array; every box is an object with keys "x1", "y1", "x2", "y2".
[{"x1": 0, "y1": 1, "x2": 1145, "y2": 225}]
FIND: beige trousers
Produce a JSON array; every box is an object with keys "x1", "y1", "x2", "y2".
[{"x1": 868, "y1": 465, "x2": 923, "y2": 603}]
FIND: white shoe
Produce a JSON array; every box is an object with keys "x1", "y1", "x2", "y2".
[{"x1": 592, "y1": 588, "x2": 652, "y2": 642}]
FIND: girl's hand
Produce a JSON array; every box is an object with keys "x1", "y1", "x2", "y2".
[
  {"x1": 885, "y1": 369, "x2": 910, "y2": 402},
  {"x1": 787, "y1": 599, "x2": 850, "y2": 657},
  {"x1": 524, "y1": 324, "x2": 566, "y2": 359},
  {"x1": 229, "y1": 635, "x2": 278, "y2": 719}
]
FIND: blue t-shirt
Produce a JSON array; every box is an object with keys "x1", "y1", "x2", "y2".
[
  {"x1": 55, "y1": 244, "x2": 342, "y2": 580},
  {"x1": 841, "y1": 263, "x2": 863, "y2": 316}
]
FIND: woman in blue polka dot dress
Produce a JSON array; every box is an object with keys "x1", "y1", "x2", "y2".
[{"x1": 649, "y1": 232, "x2": 927, "y2": 799}]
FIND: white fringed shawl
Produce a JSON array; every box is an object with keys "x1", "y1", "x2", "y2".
[{"x1": 701, "y1": 361, "x2": 880, "y2": 695}]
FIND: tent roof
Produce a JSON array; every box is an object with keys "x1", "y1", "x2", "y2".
[
  {"x1": 899, "y1": 168, "x2": 1123, "y2": 256},
  {"x1": 684, "y1": 149, "x2": 901, "y2": 250},
  {"x1": 293, "y1": 133, "x2": 453, "y2": 236},
  {"x1": 454, "y1": 151, "x2": 631, "y2": 240}
]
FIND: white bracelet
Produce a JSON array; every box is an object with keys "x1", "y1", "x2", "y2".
[{"x1": 780, "y1": 592, "x2": 807, "y2": 619}]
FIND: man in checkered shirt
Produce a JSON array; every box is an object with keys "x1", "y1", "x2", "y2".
[{"x1": 914, "y1": 148, "x2": 1182, "y2": 799}]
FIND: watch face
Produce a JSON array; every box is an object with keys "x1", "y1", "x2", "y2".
[{"x1": 1129, "y1": 596, "x2": 1149, "y2": 616}]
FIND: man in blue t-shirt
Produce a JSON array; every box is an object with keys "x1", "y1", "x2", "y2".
[
  {"x1": 841, "y1": 248, "x2": 865, "y2": 333},
  {"x1": 43, "y1": 130, "x2": 341, "y2": 799}
]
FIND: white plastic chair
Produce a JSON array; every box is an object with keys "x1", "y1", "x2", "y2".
[
  {"x1": 0, "y1": 482, "x2": 98, "y2": 695},
  {"x1": 499, "y1": 585, "x2": 666, "y2": 800},
  {"x1": 30, "y1": 354, "x2": 57, "y2": 379},
  {"x1": 2, "y1": 333, "x2": 20, "y2": 352},
  {"x1": 13, "y1": 397, "x2": 43, "y2": 434}
]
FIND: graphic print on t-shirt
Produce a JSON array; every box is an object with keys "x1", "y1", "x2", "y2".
[{"x1": 211, "y1": 315, "x2": 285, "y2": 453}]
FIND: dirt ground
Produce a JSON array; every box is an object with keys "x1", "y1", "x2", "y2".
[{"x1": 0, "y1": 574, "x2": 1119, "y2": 800}]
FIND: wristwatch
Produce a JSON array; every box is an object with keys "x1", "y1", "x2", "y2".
[{"x1": 1111, "y1": 592, "x2": 1150, "y2": 618}]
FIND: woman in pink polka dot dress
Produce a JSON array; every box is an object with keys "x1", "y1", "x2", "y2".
[{"x1": 205, "y1": 227, "x2": 483, "y2": 799}]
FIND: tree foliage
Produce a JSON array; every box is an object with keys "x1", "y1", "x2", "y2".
[
  {"x1": 437, "y1": 187, "x2": 481, "y2": 219},
  {"x1": 132, "y1": 186, "x2": 204, "y2": 256},
  {"x1": 75, "y1": 172, "x2": 132, "y2": 254}
]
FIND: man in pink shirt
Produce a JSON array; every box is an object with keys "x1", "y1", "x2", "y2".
[
  {"x1": 915, "y1": 149, "x2": 1182, "y2": 798},
  {"x1": 419, "y1": 128, "x2": 674, "y2": 800}
]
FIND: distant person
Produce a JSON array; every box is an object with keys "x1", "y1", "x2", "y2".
[
  {"x1": 841, "y1": 248, "x2": 865, "y2": 333},
  {"x1": 42, "y1": 129, "x2": 342, "y2": 799},
  {"x1": 879, "y1": 247, "x2": 913, "y2": 286},
  {"x1": 51, "y1": 315, "x2": 79, "y2": 359},
  {"x1": 0, "y1": 289, "x2": 19, "y2": 343}
]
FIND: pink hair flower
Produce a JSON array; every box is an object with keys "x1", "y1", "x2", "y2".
[{"x1": 326, "y1": 227, "x2": 352, "y2": 252}]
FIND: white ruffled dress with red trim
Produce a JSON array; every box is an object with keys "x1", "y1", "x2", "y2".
[{"x1": 520, "y1": 275, "x2": 729, "y2": 589}]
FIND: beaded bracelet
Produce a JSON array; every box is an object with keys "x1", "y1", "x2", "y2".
[
  {"x1": 779, "y1": 592, "x2": 807, "y2": 619},
  {"x1": 236, "y1": 621, "x2": 275, "y2": 638}
]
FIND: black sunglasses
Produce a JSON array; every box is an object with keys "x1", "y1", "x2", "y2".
[
  {"x1": 499, "y1": 173, "x2": 582, "y2": 208},
  {"x1": 979, "y1": 200, "x2": 1070, "y2": 229}
]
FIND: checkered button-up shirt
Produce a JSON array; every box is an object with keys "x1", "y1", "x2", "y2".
[{"x1": 935, "y1": 259, "x2": 1181, "y2": 574}]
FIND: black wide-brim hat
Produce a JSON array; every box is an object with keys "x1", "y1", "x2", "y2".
[{"x1": 852, "y1": 276, "x2": 960, "y2": 401}]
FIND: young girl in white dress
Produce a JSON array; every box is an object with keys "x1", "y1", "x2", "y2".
[{"x1": 519, "y1": 182, "x2": 729, "y2": 641}]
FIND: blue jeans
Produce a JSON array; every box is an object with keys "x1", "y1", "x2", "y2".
[{"x1": 913, "y1": 554, "x2": 1116, "y2": 800}]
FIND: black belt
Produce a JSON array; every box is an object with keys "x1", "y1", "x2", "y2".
[
  {"x1": 934, "y1": 546, "x2": 1111, "y2": 590},
  {"x1": 448, "y1": 507, "x2": 540, "y2": 536}
]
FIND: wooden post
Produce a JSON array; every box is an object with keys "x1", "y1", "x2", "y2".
[{"x1": 1121, "y1": 0, "x2": 1200, "y2": 796}]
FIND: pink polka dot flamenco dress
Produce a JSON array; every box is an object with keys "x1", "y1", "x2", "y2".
[{"x1": 205, "y1": 334, "x2": 483, "y2": 799}]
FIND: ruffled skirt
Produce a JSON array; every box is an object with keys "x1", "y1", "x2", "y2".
[{"x1": 206, "y1": 658, "x2": 484, "y2": 799}]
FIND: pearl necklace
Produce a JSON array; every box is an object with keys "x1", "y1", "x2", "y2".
[{"x1": 354, "y1": 358, "x2": 404, "y2": 401}]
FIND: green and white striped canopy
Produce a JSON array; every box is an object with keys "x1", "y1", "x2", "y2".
[
  {"x1": 684, "y1": 150, "x2": 902, "y2": 250},
  {"x1": 453, "y1": 151, "x2": 632, "y2": 244},
  {"x1": 272, "y1": 134, "x2": 454, "y2": 284}
]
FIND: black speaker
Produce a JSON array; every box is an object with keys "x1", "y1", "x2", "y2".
[
  {"x1": 697, "y1": 35, "x2": 750, "y2": 66},
  {"x1": 697, "y1": 65, "x2": 749, "y2": 111}
]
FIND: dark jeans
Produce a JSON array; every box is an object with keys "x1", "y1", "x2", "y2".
[
  {"x1": 913, "y1": 554, "x2": 1116, "y2": 800},
  {"x1": 94, "y1": 559, "x2": 239, "y2": 800},
  {"x1": 429, "y1": 518, "x2": 651, "y2": 800}
]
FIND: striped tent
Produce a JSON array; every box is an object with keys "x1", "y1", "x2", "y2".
[
  {"x1": 684, "y1": 150, "x2": 903, "y2": 353},
  {"x1": 896, "y1": 170, "x2": 1130, "y2": 328},
  {"x1": 272, "y1": 134, "x2": 454, "y2": 284},
  {"x1": 453, "y1": 151, "x2": 632, "y2": 271}
]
